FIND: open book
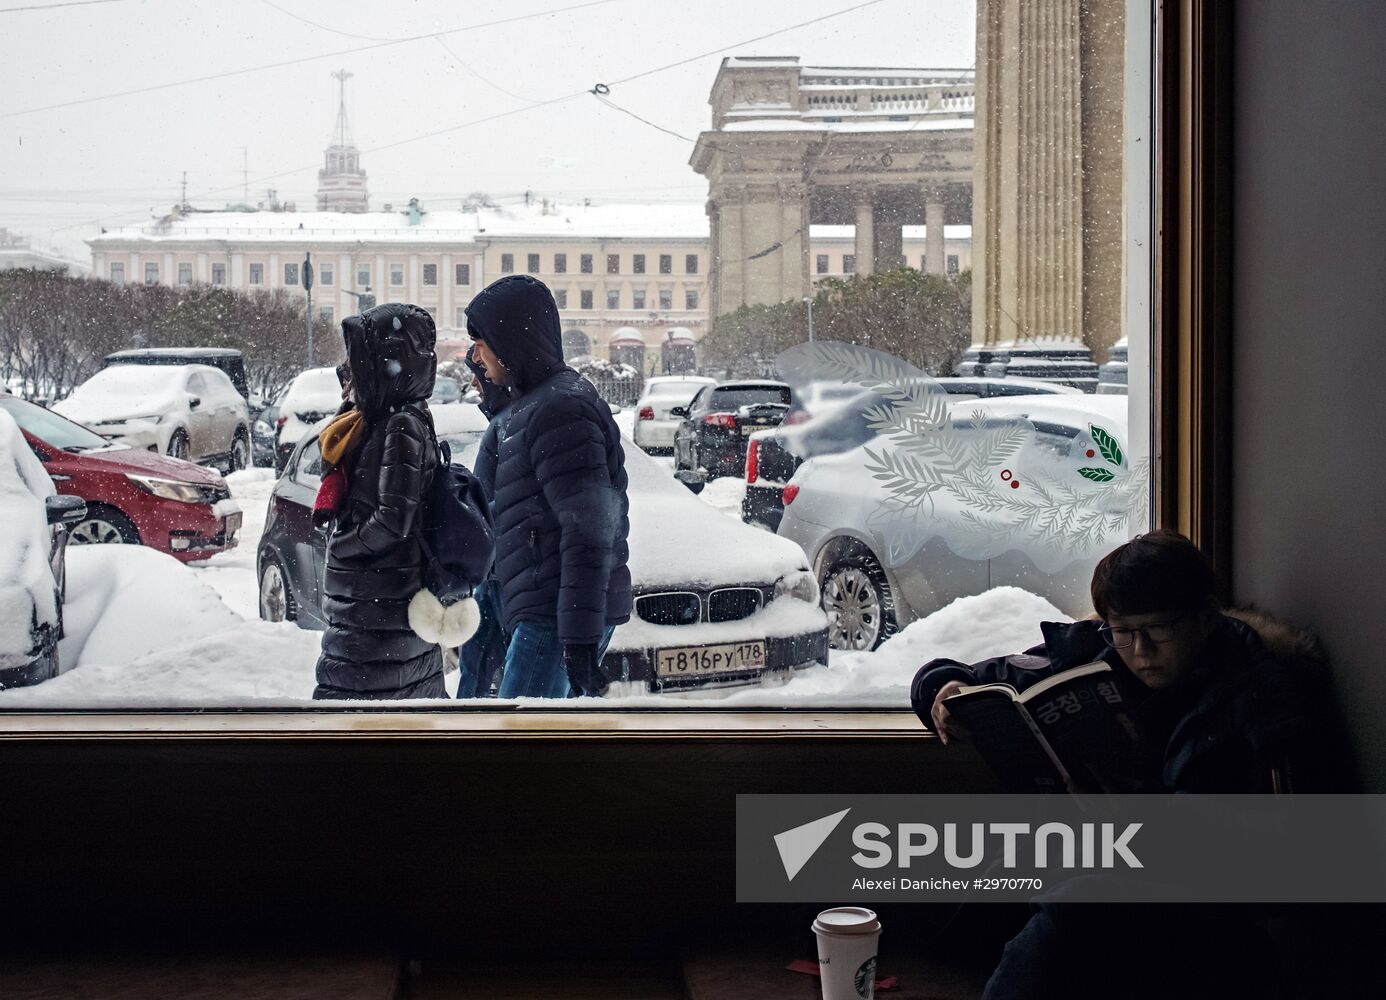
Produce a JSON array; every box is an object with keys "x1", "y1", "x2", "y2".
[{"x1": 943, "y1": 661, "x2": 1147, "y2": 793}]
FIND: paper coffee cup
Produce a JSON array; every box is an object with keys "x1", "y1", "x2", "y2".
[{"x1": 812, "y1": 906, "x2": 882, "y2": 1000}]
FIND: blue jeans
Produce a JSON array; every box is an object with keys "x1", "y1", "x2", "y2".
[
  {"x1": 497, "y1": 620, "x2": 616, "y2": 699},
  {"x1": 456, "y1": 579, "x2": 505, "y2": 699}
]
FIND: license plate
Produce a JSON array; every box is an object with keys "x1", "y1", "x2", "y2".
[{"x1": 656, "y1": 640, "x2": 765, "y2": 677}]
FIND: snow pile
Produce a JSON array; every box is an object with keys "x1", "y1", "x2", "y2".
[
  {"x1": 719, "y1": 586, "x2": 1069, "y2": 707},
  {"x1": 0, "y1": 408, "x2": 58, "y2": 660},
  {"x1": 0, "y1": 544, "x2": 322, "y2": 707},
  {"x1": 56, "y1": 546, "x2": 242, "y2": 670}
]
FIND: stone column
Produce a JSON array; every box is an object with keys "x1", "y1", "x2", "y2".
[
  {"x1": 871, "y1": 202, "x2": 904, "y2": 272},
  {"x1": 964, "y1": 0, "x2": 1118, "y2": 390},
  {"x1": 925, "y1": 198, "x2": 946, "y2": 275},
  {"x1": 854, "y1": 198, "x2": 875, "y2": 276}
]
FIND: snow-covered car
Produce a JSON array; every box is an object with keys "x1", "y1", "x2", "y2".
[
  {"x1": 53, "y1": 364, "x2": 251, "y2": 471},
  {"x1": 101, "y1": 347, "x2": 250, "y2": 401},
  {"x1": 0, "y1": 408, "x2": 86, "y2": 688},
  {"x1": 777, "y1": 395, "x2": 1142, "y2": 651},
  {"x1": 2, "y1": 393, "x2": 241, "y2": 561},
  {"x1": 274, "y1": 367, "x2": 342, "y2": 472},
  {"x1": 631, "y1": 375, "x2": 715, "y2": 453},
  {"x1": 258, "y1": 427, "x2": 829, "y2": 694}
]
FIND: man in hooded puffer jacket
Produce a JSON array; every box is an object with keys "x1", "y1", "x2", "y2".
[
  {"x1": 465, "y1": 275, "x2": 631, "y2": 698},
  {"x1": 314, "y1": 303, "x2": 446, "y2": 700}
]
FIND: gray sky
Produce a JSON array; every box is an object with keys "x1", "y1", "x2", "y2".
[{"x1": 0, "y1": 0, "x2": 974, "y2": 260}]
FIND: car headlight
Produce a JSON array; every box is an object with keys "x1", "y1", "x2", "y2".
[
  {"x1": 253, "y1": 420, "x2": 272, "y2": 435},
  {"x1": 125, "y1": 473, "x2": 206, "y2": 503},
  {"x1": 774, "y1": 569, "x2": 820, "y2": 605}
]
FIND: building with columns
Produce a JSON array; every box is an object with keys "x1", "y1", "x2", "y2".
[{"x1": 691, "y1": 57, "x2": 975, "y2": 321}]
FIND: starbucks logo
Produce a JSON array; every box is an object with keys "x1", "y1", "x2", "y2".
[{"x1": 854, "y1": 956, "x2": 877, "y2": 998}]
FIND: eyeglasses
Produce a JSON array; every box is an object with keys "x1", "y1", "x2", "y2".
[{"x1": 1099, "y1": 616, "x2": 1187, "y2": 648}]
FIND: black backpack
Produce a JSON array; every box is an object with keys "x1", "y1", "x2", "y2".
[{"x1": 410, "y1": 406, "x2": 495, "y2": 605}]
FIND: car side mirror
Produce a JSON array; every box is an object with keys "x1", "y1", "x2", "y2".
[
  {"x1": 188, "y1": 395, "x2": 202, "y2": 410},
  {"x1": 669, "y1": 406, "x2": 689, "y2": 418},
  {"x1": 46, "y1": 494, "x2": 87, "y2": 525}
]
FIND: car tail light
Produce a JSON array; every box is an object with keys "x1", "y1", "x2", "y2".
[
  {"x1": 704, "y1": 413, "x2": 737, "y2": 429},
  {"x1": 638, "y1": 406, "x2": 654, "y2": 421},
  {"x1": 746, "y1": 438, "x2": 759, "y2": 483},
  {"x1": 276, "y1": 415, "x2": 287, "y2": 429},
  {"x1": 783, "y1": 483, "x2": 800, "y2": 505},
  {"x1": 784, "y1": 410, "x2": 810, "y2": 425}
]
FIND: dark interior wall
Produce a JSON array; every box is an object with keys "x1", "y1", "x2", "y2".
[{"x1": 1232, "y1": 1, "x2": 1386, "y2": 790}]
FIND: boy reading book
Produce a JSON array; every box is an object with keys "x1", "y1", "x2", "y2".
[{"x1": 909, "y1": 530, "x2": 1352, "y2": 999}]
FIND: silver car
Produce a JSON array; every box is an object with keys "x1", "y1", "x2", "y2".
[
  {"x1": 776, "y1": 395, "x2": 1143, "y2": 651},
  {"x1": 53, "y1": 363, "x2": 251, "y2": 472}
]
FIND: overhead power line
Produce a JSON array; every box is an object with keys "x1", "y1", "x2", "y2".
[
  {"x1": 1, "y1": 0, "x2": 618, "y2": 119},
  {"x1": 43, "y1": 0, "x2": 899, "y2": 235}
]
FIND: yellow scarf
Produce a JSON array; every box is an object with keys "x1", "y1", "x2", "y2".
[{"x1": 318, "y1": 409, "x2": 367, "y2": 468}]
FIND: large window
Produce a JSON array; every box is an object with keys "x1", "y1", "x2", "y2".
[{"x1": 0, "y1": 0, "x2": 1160, "y2": 718}]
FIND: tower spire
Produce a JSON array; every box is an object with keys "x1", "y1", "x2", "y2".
[
  {"x1": 331, "y1": 69, "x2": 354, "y2": 147},
  {"x1": 318, "y1": 69, "x2": 369, "y2": 213}
]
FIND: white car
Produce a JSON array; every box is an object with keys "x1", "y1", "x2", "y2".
[
  {"x1": 632, "y1": 375, "x2": 715, "y2": 453},
  {"x1": 274, "y1": 367, "x2": 343, "y2": 472},
  {"x1": 53, "y1": 364, "x2": 250, "y2": 471},
  {"x1": 777, "y1": 394, "x2": 1144, "y2": 651}
]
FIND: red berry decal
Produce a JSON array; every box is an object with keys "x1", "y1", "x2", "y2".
[
  {"x1": 1086, "y1": 449, "x2": 1096, "y2": 458},
  {"x1": 1000, "y1": 469, "x2": 1013, "y2": 481},
  {"x1": 1010, "y1": 480, "x2": 1020, "y2": 489}
]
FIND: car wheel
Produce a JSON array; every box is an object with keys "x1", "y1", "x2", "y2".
[
  {"x1": 821, "y1": 549, "x2": 898, "y2": 652},
  {"x1": 258, "y1": 554, "x2": 297, "y2": 622},
  {"x1": 230, "y1": 428, "x2": 250, "y2": 471},
  {"x1": 167, "y1": 428, "x2": 191, "y2": 461},
  {"x1": 69, "y1": 504, "x2": 141, "y2": 546}
]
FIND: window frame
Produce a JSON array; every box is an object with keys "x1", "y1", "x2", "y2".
[{"x1": 0, "y1": 0, "x2": 1228, "y2": 739}]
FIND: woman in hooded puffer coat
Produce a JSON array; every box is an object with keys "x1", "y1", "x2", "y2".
[{"x1": 313, "y1": 303, "x2": 444, "y2": 700}]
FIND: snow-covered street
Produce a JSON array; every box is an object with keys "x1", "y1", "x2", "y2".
[{"x1": 0, "y1": 416, "x2": 1065, "y2": 708}]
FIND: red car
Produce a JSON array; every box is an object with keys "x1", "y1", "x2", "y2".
[{"x1": 0, "y1": 393, "x2": 241, "y2": 562}]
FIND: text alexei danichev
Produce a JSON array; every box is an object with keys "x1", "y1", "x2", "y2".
[{"x1": 852, "y1": 877, "x2": 973, "y2": 891}]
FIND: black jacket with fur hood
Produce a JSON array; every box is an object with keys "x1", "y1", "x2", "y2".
[{"x1": 314, "y1": 303, "x2": 443, "y2": 700}]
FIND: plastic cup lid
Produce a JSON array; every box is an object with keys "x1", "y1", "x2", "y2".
[{"x1": 813, "y1": 907, "x2": 881, "y2": 935}]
